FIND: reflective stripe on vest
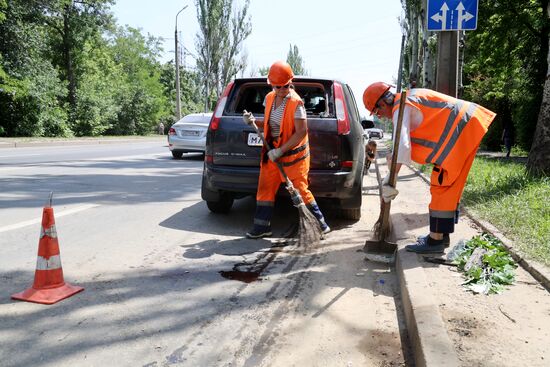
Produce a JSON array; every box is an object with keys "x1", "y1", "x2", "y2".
[
  {"x1": 36, "y1": 255, "x2": 62, "y2": 270},
  {"x1": 433, "y1": 102, "x2": 478, "y2": 166},
  {"x1": 394, "y1": 89, "x2": 482, "y2": 167}
]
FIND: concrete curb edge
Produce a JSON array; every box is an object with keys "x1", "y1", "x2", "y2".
[
  {"x1": 393, "y1": 216, "x2": 461, "y2": 367},
  {"x1": 0, "y1": 137, "x2": 166, "y2": 149}
]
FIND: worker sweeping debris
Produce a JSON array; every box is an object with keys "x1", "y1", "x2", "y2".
[
  {"x1": 242, "y1": 60, "x2": 329, "y2": 248},
  {"x1": 362, "y1": 81, "x2": 496, "y2": 253}
]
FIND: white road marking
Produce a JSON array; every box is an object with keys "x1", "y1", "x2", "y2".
[
  {"x1": 0, "y1": 154, "x2": 41, "y2": 158},
  {"x1": 0, "y1": 204, "x2": 99, "y2": 233},
  {"x1": 0, "y1": 153, "x2": 166, "y2": 172}
]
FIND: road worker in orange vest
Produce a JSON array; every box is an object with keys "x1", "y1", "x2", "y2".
[
  {"x1": 363, "y1": 82, "x2": 496, "y2": 253},
  {"x1": 242, "y1": 61, "x2": 330, "y2": 238}
]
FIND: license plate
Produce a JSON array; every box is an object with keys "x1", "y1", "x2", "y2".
[
  {"x1": 181, "y1": 130, "x2": 200, "y2": 136},
  {"x1": 247, "y1": 133, "x2": 263, "y2": 147}
]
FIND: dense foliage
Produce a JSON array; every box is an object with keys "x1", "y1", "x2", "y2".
[
  {"x1": 401, "y1": 0, "x2": 550, "y2": 173},
  {"x1": 0, "y1": 0, "x2": 203, "y2": 137}
]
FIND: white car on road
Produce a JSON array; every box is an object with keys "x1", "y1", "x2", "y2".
[{"x1": 168, "y1": 112, "x2": 213, "y2": 158}]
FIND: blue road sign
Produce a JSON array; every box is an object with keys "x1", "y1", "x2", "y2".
[{"x1": 427, "y1": 0, "x2": 478, "y2": 31}]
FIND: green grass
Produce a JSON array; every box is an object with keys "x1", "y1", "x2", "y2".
[
  {"x1": 462, "y1": 157, "x2": 550, "y2": 266},
  {"x1": 412, "y1": 157, "x2": 549, "y2": 266}
]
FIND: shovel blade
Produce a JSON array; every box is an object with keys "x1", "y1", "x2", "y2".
[{"x1": 363, "y1": 239, "x2": 397, "y2": 264}]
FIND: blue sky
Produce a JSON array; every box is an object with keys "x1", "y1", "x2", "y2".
[{"x1": 111, "y1": 0, "x2": 404, "y2": 117}]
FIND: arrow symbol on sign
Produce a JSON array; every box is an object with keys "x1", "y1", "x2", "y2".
[
  {"x1": 431, "y1": 2, "x2": 449, "y2": 30},
  {"x1": 456, "y1": 2, "x2": 474, "y2": 30}
]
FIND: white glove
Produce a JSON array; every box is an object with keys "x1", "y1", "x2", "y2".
[
  {"x1": 267, "y1": 148, "x2": 283, "y2": 162},
  {"x1": 381, "y1": 184, "x2": 399, "y2": 203},
  {"x1": 242, "y1": 109, "x2": 255, "y2": 125},
  {"x1": 381, "y1": 174, "x2": 390, "y2": 186}
]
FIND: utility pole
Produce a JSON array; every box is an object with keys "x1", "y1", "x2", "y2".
[
  {"x1": 174, "y1": 5, "x2": 188, "y2": 121},
  {"x1": 435, "y1": 31, "x2": 459, "y2": 97}
]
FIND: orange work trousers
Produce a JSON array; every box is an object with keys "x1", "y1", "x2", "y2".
[
  {"x1": 256, "y1": 159, "x2": 315, "y2": 205},
  {"x1": 428, "y1": 148, "x2": 477, "y2": 233}
]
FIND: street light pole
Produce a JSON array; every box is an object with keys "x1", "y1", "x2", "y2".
[{"x1": 175, "y1": 5, "x2": 188, "y2": 121}]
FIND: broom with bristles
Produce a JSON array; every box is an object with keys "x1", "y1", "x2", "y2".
[{"x1": 248, "y1": 116, "x2": 323, "y2": 249}]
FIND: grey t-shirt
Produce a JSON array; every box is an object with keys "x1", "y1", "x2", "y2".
[{"x1": 267, "y1": 94, "x2": 307, "y2": 138}]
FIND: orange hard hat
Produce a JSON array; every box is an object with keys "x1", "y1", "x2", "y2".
[
  {"x1": 267, "y1": 61, "x2": 294, "y2": 86},
  {"x1": 363, "y1": 82, "x2": 392, "y2": 112}
]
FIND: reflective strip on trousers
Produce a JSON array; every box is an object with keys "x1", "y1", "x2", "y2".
[
  {"x1": 429, "y1": 209, "x2": 456, "y2": 219},
  {"x1": 256, "y1": 201, "x2": 274, "y2": 207},
  {"x1": 36, "y1": 254, "x2": 62, "y2": 270}
]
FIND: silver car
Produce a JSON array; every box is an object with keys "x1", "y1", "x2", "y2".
[{"x1": 168, "y1": 112, "x2": 213, "y2": 158}]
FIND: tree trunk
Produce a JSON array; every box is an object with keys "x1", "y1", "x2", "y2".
[
  {"x1": 63, "y1": 4, "x2": 76, "y2": 119},
  {"x1": 527, "y1": 2, "x2": 550, "y2": 175},
  {"x1": 409, "y1": 8, "x2": 419, "y2": 86}
]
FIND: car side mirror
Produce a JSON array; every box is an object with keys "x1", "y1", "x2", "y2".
[{"x1": 361, "y1": 119, "x2": 374, "y2": 129}]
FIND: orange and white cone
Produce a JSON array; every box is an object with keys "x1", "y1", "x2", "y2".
[{"x1": 12, "y1": 206, "x2": 84, "y2": 305}]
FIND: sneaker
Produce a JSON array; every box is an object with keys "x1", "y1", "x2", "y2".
[
  {"x1": 246, "y1": 228, "x2": 272, "y2": 239},
  {"x1": 322, "y1": 225, "x2": 331, "y2": 234},
  {"x1": 417, "y1": 233, "x2": 450, "y2": 247},
  {"x1": 405, "y1": 235, "x2": 446, "y2": 254}
]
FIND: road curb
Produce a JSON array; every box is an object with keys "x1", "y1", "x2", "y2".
[
  {"x1": 408, "y1": 164, "x2": 550, "y2": 292},
  {"x1": 392, "y1": 217, "x2": 461, "y2": 367},
  {"x1": 0, "y1": 137, "x2": 166, "y2": 148}
]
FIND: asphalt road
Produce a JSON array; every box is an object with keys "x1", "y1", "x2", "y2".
[{"x1": 0, "y1": 141, "x2": 409, "y2": 366}]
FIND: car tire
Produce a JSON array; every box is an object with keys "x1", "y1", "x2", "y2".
[
  {"x1": 172, "y1": 151, "x2": 183, "y2": 159},
  {"x1": 340, "y1": 207, "x2": 361, "y2": 221},
  {"x1": 206, "y1": 194, "x2": 234, "y2": 214}
]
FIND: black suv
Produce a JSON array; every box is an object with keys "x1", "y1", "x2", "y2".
[{"x1": 201, "y1": 77, "x2": 365, "y2": 220}]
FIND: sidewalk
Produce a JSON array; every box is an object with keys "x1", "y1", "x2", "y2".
[
  {"x1": 0, "y1": 136, "x2": 166, "y2": 148},
  {"x1": 370, "y1": 156, "x2": 550, "y2": 366}
]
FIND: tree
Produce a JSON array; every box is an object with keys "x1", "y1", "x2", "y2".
[
  {"x1": 0, "y1": 0, "x2": 70, "y2": 137},
  {"x1": 42, "y1": 0, "x2": 114, "y2": 128},
  {"x1": 257, "y1": 66, "x2": 270, "y2": 76},
  {"x1": 194, "y1": 0, "x2": 251, "y2": 111},
  {"x1": 109, "y1": 26, "x2": 169, "y2": 135},
  {"x1": 286, "y1": 44, "x2": 307, "y2": 76},
  {"x1": 528, "y1": 1, "x2": 550, "y2": 175}
]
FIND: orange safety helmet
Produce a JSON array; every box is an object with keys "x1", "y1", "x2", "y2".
[
  {"x1": 363, "y1": 82, "x2": 392, "y2": 112},
  {"x1": 267, "y1": 61, "x2": 294, "y2": 86}
]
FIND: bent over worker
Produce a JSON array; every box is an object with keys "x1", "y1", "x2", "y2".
[
  {"x1": 363, "y1": 82, "x2": 496, "y2": 253},
  {"x1": 243, "y1": 61, "x2": 330, "y2": 239}
]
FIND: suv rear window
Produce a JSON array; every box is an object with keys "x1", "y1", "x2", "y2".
[{"x1": 226, "y1": 81, "x2": 335, "y2": 118}]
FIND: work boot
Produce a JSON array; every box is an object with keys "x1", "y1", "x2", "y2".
[
  {"x1": 405, "y1": 235, "x2": 446, "y2": 254},
  {"x1": 246, "y1": 226, "x2": 272, "y2": 239},
  {"x1": 246, "y1": 202, "x2": 273, "y2": 239},
  {"x1": 417, "y1": 233, "x2": 450, "y2": 247},
  {"x1": 306, "y1": 201, "x2": 330, "y2": 234}
]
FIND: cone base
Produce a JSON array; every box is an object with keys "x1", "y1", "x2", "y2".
[{"x1": 12, "y1": 283, "x2": 84, "y2": 305}]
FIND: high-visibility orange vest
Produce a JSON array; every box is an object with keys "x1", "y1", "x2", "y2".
[
  {"x1": 394, "y1": 89, "x2": 496, "y2": 172},
  {"x1": 263, "y1": 90, "x2": 310, "y2": 168}
]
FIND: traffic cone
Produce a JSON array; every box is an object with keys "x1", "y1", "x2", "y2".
[{"x1": 12, "y1": 205, "x2": 84, "y2": 305}]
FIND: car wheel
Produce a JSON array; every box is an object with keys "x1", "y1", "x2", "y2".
[
  {"x1": 340, "y1": 207, "x2": 361, "y2": 221},
  {"x1": 206, "y1": 194, "x2": 234, "y2": 214},
  {"x1": 172, "y1": 151, "x2": 183, "y2": 159}
]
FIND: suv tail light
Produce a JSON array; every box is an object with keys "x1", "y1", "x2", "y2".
[
  {"x1": 168, "y1": 127, "x2": 176, "y2": 136},
  {"x1": 208, "y1": 82, "x2": 234, "y2": 132},
  {"x1": 334, "y1": 82, "x2": 350, "y2": 135}
]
